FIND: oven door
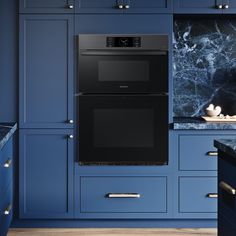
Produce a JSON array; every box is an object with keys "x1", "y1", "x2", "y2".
[
  {"x1": 78, "y1": 50, "x2": 168, "y2": 93},
  {"x1": 78, "y1": 94, "x2": 168, "y2": 165}
]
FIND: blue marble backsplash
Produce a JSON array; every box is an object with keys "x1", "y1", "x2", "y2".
[{"x1": 173, "y1": 19, "x2": 236, "y2": 117}]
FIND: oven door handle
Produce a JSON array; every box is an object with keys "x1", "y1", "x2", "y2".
[{"x1": 80, "y1": 50, "x2": 167, "y2": 56}]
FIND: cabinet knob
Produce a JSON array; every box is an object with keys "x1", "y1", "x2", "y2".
[
  {"x1": 118, "y1": 4, "x2": 124, "y2": 9},
  {"x1": 124, "y1": 5, "x2": 130, "y2": 9},
  {"x1": 223, "y1": 4, "x2": 229, "y2": 9},
  {"x1": 68, "y1": 119, "x2": 74, "y2": 124},
  {"x1": 68, "y1": 5, "x2": 74, "y2": 9},
  {"x1": 4, "y1": 204, "x2": 12, "y2": 215},
  {"x1": 4, "y1": 159, "x2": 12, "y2": 168},
  {"x1": 68, "y1": 134, "x2": 74, "y2": 139},
  {"x1": 217, "y1": 4, "x2": 223, "y2": 9}
]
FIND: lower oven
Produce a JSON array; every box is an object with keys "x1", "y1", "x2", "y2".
[{"x1": 77, "y1": 94, "x2": 168, "y2": 165}]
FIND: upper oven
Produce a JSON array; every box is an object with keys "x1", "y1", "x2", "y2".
[{"x1": 78, "y1": 34, "x2": 168, "y2": 93}]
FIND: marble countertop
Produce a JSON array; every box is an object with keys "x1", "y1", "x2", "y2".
[
  {"x1": 214, "y1": 139, "x2": 236, "y2": 157},
  {"x1": 0, "y1": 123, "x2": 17, "y2": 150},
  {"x1": 173, "y1": 117, "x2": 236, "y2": 130}
]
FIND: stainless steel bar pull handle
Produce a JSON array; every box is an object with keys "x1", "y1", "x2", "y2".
[
  {"x1": 4, "y1": 159, "x2": 12, "y2": 168},
  {"x1": 107, "y1": 193, "x2": 141, "y2": 198},
  {"x1": 4, "y1": 204, "x2": 12, "y2": 215},
  {"x1": 206, "y1": 151, "x2": 218, "y2": 156},
  {"x1": 206, "y1": 193, "x2": 218, "y2": 198},
  {"x1": 219, "y1": 181, "x2": 236, "y2": 195}
]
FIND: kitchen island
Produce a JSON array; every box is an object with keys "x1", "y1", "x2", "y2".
[
  {"x1": 0, "y1": 123, "x2": 17, "y2": 236},
  {"x1": 214, "y1": 139, "x2": 236, "y2": 236}
]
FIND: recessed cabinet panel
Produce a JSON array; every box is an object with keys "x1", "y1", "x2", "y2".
[
  {"x1": 19, "y1": 130, "x2": 73, "y2": 219},
  {"x1": 222, "y1": 0, "x2": 236, "y2": 13},
  {"x1": 179, "y1": 135, "x2": 235, "y2": 171},
  {"x1": 75, "y1": 176, "x2": 169, "y2": 219},
  {"x1": 19, "y1": 0, "x2": 75, "y2": 13},
  {"x1": 179, "y1": 177, "x2": 217, "y2": 213},
  {"x1": 76, "y1": 0, "x2": 123, "y2": 13},
  {"x1": 127, "y1": 0, "x2": 173, "y2": 13},
  {"x1": 19, "y1": 15, "x2": 74, "y2": 128},
  {"x1": 174, "y1": 0, "x2": 223, "y2": 13}
]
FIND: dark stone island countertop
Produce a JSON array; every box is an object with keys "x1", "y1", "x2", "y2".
[
  {"x1": 173, "y1": 117, "x2": 236, "y2": 130},
  {"x1": 214, "y1": 139, "x2": 236, "y2": 157},
  {"x1": 0, "y1": 123, "x2": 17, "y2": 150}
]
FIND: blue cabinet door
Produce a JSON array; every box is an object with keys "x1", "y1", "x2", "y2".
[
  {"x1": 75, "y1": 0, "x2": 124, "y2": 13},
  {"x1": 174, "y1": 0, "x2": 223, "y2": 14},
  {"x1": 125, "y1": 0, "x2": 173, "y2": 13},
  {"x1": 19, "y1": 15, "x2": 74, "y2": 129},
  {"x1": 19, "y1": 0, "x2": 75, "y2": 13},
  {"x1": 19, "y1": 129, "x2": 74, "y2": 219},
  {"x1": 222, "y1": 0, "x2": 236, "y2": 13},
  {"x1": 76, "y1": 0, "x2": 172, "y2": 13}
]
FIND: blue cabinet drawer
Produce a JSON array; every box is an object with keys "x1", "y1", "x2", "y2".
[
  {"x1": 174, "y1": 0, "x2": 222, "y2": 14},
  {"x1": 19, "y1": 0, "x2": 75, "y2": 13},
  {"x1": 0, "y1": 185, "x2": 13, "y2": 236},
  {"x1": 179, "y1": 135, "x2": 235, "y2": 171},
  {"x1": 0, "y1": 140, "x2": 13, "y2": 197},
  {"x1": 80, "y1": 176, "x2": 167, "y2": 213},
  {"x1": 179, "y1": 177, "x2": 217, "y2": 213},
  {"x1": 75, "y1": 0, "x2": 172, "y2": 13}
]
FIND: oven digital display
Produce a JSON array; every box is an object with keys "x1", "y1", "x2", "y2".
[{"x1": 106, "y1": 37, "x2": 141, "y2": 47}]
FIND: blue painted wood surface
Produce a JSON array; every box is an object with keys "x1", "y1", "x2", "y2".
[
  {"x1": 0, "y1": 0, "x2": 17, "y2": 123},
  {"x1": 19, "y1": 0, "x2": 75, "y2": 13},
  {"x1": 77, "y1": 176, "x2": 168, "y2": 219},
  {"x1": 19, "y1": 129, "x2": 74, "y2": 219},
  {"x1": 75, "y1": 0, "x2": 172, "y2": 14},
  {"x1": 19, "y1": 14, "x2": 74, "y2": 129}
]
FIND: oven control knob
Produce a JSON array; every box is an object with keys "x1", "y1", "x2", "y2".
[{"x1": 119, "y1": 38, "x2": 129, "y2": 47}]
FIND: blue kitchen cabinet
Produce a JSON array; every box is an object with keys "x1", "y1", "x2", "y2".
[
  {"x1": 75, "y1": 176, "x2": 172, "y2": 219},
  {"x1": 0, "y1": 138, "x2": 13, "y2": 236},
  {"x1": 174, "y1": 0, "x2": 223, "y2": 14},
  {"x1": 19, "y1": 0, "x2": 75, "y2": 13},
  {"x1": 174, "y1": 0, "x2": 236, "y2": 14},
  {"x1": 75, "y1": 0, "x2": 172, "y2": 13},
  {"x1": 19, "y1": 15, "x2": 74, "y2": 129},
  {"x1": 222, "y1": 0, "x2": 236, "y2": 13},
  {"x1": 19, "y1": 129, "x2": 74, "y2": 219}
]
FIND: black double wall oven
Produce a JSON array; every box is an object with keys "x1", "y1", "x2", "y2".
[{"x1": 77, "y1": 34, "x2": 168, "y2": 165}]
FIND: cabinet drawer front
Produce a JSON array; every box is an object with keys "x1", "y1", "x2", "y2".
[
  {"x1": 81, "y1": 177, "x2": 167, "y2": 213},
  {"x1": 19, "y1": 0, "x2": 75, "y2": 13},
  {"x1": 0, "y1": 186, "x2": 13, "y2": 236},
  {"x1": 174, "y1": 0, "x2": 222, "y2": 14},
  {"x1": 179, "y1": 135, "x2": 235, "y2": 171},
  {"x1": 179, "y1": 177, "x2": 217, "y2": 213},
  {"x1": 0, "y1": 140, "x2": 13, "y2": 197}
]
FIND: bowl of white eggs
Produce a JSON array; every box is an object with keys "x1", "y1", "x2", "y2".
[{"x1": 205, "y1": 104, "x2": 222, "y2": 117}]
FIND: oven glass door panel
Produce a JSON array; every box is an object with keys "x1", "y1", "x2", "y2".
[
  {"x1": 78, "y1": 95, "x2": 168, "y2": 165},
  {"x1": 78, "y1": 51, "x2": 168, "y2": 93}
]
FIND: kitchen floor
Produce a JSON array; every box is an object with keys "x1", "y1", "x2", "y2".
[{"x1": 8, "y1": 228, "x2": 217, "y2": 236}]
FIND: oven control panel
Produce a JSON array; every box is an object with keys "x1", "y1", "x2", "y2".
[{"x1": 106, "y1": 37, "x2": 141, "y2": 48}]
